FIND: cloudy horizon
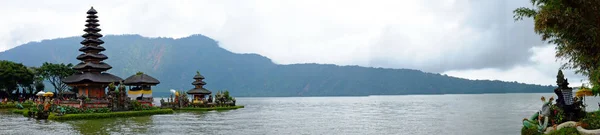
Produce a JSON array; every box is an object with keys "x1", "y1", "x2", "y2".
[{"x1": 0, "y1": 0, "x2": 587, "y2": 86}]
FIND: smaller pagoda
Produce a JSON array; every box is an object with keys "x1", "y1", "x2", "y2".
[
  {"x1": 124, "y1": 72, "x2": 160, "y2": 101},
  {"x1": 187, "y1": 71, "x2": 212, "y2": 103}
]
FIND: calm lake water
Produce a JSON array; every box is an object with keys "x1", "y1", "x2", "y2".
[{"x1": 0, "y1": 93, "x2": 599, "y2": 135}]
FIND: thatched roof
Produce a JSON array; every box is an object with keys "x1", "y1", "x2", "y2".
[
  {"x1": 187, "y1": 88, "x2": 211, "y2": 95},
  {"x1": 76, "y1": 53, "x2": 108, "y2": 60},
  {"x1": 87, "y1": 7, "x2": 97, "y2": 14},
  {"x1": 62, "y1": 72, "x2": 123, "y2": 84},
  {"x1": 192, "y1": 80, "x2": 206, "y2": 85},
  {"x1": 78, "y1": 45, "x2": 105, "y2": 52},
  {"x1": 193, "y1": 74, "x2": 205, "y2": 79},
  {"x1": 72, "y1": 62, "x2": 112, "y2": 70},
  {"x1": 123, "y1": 73, "x2": 160, "y2": 85}
]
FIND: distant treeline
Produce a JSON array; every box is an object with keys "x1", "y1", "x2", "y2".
[{"x1": 0, "y1": 35, "x2": 555, "y2": 97}]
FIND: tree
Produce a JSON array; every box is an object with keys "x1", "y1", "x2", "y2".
[
  {"x1": 37, "y1": 62, "x2": 77, "y2": 98},
  {"x1": 0, "y1": 60, "x2": 34, "y2": 100},
  {"x1": 34, "y1": 80, "x2": 44, "y2": 93},
  {"x1": 31, "y1": 67, "x2": 45, "y2": 93},
  {"x1": 23, "y1": 67, "x2": 45, "y2": 99},
  {"x1": 514, "y1": 0, "x2": 600, "y2": 85}
]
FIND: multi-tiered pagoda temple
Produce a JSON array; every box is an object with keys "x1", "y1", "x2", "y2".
[
  {"x1": 62, "y1": 7, "x2": 123, "y2": 99},
  {"x1": 187, "y1": 71, "x2": 212, "y2": 103}
]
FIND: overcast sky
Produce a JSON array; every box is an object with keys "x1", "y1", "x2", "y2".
[{"x1": 0, "y1": 0, "x2": 587, "y2": 86}]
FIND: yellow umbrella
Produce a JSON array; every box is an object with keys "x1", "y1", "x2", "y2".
[
  {"x1": 43, "y1": 92, "x2": 54, "y2": 97},
  {"x1": 175, "y1": 91, "x2": 180, "y2": 97},
  {"x1": 576, "y1": 88, "x2": 594, "y2": 97}
]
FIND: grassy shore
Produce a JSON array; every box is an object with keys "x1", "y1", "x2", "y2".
[
  {"x1": 12, "y1": 109, "x2": 25, "y2": 114},
  {"x1": 48, "y1": 109, "x2": 174, "y2": 121},
  {"x1": 177, "y1": 106, "x2": 244, "y2": 111},
  {"x1": 522, "y1": 126, "x2": 580, "y2": 135},
  {"x1": 0, "y1": 104, "x2": 33, "y2": 109}
]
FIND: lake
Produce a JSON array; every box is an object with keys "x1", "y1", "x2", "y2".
[{"x1": 0, "y1": 93, "x2": 598, "y2": 135}]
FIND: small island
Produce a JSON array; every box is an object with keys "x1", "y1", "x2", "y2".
[
  {"x1": 160, "y1": 71, "x2": 243, "y2": 111},
  {"x1": 11, "y1": 7, "x2": 242, "y2": 121}
]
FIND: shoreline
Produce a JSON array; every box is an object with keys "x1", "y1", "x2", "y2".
[
  {"x1": 176, "y1": 106, "x2": 244, "y2": 111},
  {"x1": 47, "y1": 109, "x2": 175, "y2": 121}
]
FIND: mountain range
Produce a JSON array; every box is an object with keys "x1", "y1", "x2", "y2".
[{"x1": 0, "y1": 34, "x2": 555, "y2": 97}]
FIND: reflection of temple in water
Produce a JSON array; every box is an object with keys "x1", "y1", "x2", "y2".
[{"x1": 68, "y1": 115, "x2": 153, "y2": 134}]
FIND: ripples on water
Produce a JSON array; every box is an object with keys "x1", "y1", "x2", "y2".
[{"x1": 0, "y1": 93, "x2": 598, "y2": 135}]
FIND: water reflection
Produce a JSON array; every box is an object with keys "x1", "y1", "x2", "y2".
[
  {"x1": 0, "y1": 109, "x2": 77, "y2": 135},
  {"x1": 65, "y1": 116, "x2": 153, "y2": 135}
]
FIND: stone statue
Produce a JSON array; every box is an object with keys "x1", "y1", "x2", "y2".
[
  {"x1": 118, "y1": 82, "x2": 129, "y2": 111},
  {"x1": 553, "y1": 70, "x2": 583, "y2": 121},
  {"x1": 523, "y1": 96, "x2": 553, "y2": 133},
  {"x1": 555, "y1": 70, "x2": 566, "y2": 106}
]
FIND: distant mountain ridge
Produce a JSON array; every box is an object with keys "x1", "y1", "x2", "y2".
[{"x1": 0, "y1": 34, "x2": 555, "y2": 97}]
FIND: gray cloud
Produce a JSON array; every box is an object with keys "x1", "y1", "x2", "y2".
[{"x1": 365, "y1": 0, "x2": 544, "y2": 72}]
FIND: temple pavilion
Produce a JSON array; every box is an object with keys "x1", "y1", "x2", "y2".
[
  {"x1": 62, "y1": 7, "x2": 123, "y2": 101},
  {"x1": 187, "y1": 72, "x2": 212, "y2": 103},
  {"x1": 124, "y1": 72, "x2": 160, "y2": 100}
]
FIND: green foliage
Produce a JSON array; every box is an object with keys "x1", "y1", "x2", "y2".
[
  {"x1": 132, "y1": 100, "x2": 142, "y2": 111},
  {"x1": 136, "y1": 71, "x2": 144, "y2": 75},
  {"x1": 583, "y1": 111, "x2": 600, "y2": 129},
  {"x1": 521, "y1": 126, "x2": 541, "y2": 135},
  {"x1": 60, "y1": 106, "x2": 111, "y2": 114},
  {"x1": 108, "y1": 82, "x2": 116, "y2": 91},
  {"x1": 0, "y1": 60, "x2": 34, "y2": 97},
  {"x1": 592, "y1": 85, "x2": 600, "y2": 96},
  {"x1": 37, "y1": 62, "x2": 77, "y2": 97},
  {"x1": 550, "y1": 105, "x2": 565, "y2": 124},
  {"x1": 0, "y1": 103, "x2": 32, "y2": 109},
  {"x1": 48, "y1": 109, "x2": 174, "y2": 121},
  {"x1": 22, "y1": 110, "x2": 29, "y2": 117},
  {"x1": 34, "y1": 79, "x2": 44, "y2": 93},
  {"x1": 547, "y1": 127, "x2": 580, "y2": 135},
  {"x1": 514, "y1": 0, "x2": 600, "y2": 86},
  {"x1": 24, "y1": 100, "x2": 34, "y2": 104},
  {"x1": 224, "y1": 90, "x2": 230, "y2": 99},
  {"x1": 26, "y1": 66, "x2": 44, "y2": 95},
  {"x1": 131, "y1": 101, "x2": 159, "y2": 111},
  {"x1": 12, "y1": 109, "x2": 24, "y2": 114}
]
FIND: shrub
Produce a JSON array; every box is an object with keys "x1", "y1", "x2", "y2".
[
  {"x1": 60, "y1": 106, "x2": 111, "y2": 114},
  {"x1": 22, "y1": 110, "x2": 29, "y2": 117},
  {"x1": 549, "y1": 105, "x2": 565, "y2": 124},
  {"x1": 547, "y1": 127, "x2": 580, "y2": 135},
  {"x1": 0, "y1": 104, "x2": 32, "y2": 109},
  {"x1": 131, "y1": 101, "x2": 157, "y2": 111},
  {"x1": 48, "y1": 109, "x2": 174, "y2": 121},
  {"x1": 521, "y1": 126, "x2": 540, "y2": 135},
  {"x1": 132, "y1": 101, "x2": 142, "y2": 111},
  {"x1": 24, "y1": 100, "x2": 34, "y2": 104},
  {"x1": 12, "y1": 109, "x2": 24, "y2": 114},
  {"x1": 582, "y1": 111, "x2": 600, "y2": 129}
]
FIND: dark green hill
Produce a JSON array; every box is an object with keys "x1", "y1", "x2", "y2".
[{"x1": 0, "y1": 34, "x2": 554, "y2": 97}]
